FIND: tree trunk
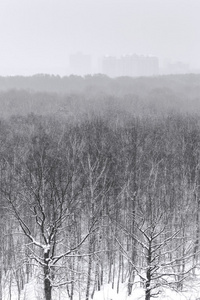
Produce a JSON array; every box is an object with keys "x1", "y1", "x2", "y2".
[
  {"x1": 117, "y1": 252, "x2": 121, "y2": 294},
  {"x1": 85, "y1": 238, "x2": 93, "y2": 300},
  {"x1": 44, "y1": 277, "x2": 52, "y2": 300},
  {"x1": 44, "y1": 251, "x2": 52, "y2": 300},
  {"x1": 145, "y1": 283, "x2": 151, "y2": 300},
  {"x1": 0, "y1": 268, "x2": 2, "y2": 300},
  {"x1": 145, "y1": 242, "x2": 152, "y2": 300},
  {"x1": 127, "y1": 268, "x2": 135, "y2": 296},
  {"x1": 127, "y1": 126, "x2": 138, "y2": 296},
  {"x1": 193, "y1": 192, "x2": 200, "y2": 265},
  {"x1": 112, "y1": 257, "x2": 115, "y2": 289}
]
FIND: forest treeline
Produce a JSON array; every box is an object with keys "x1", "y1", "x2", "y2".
[
  {"x1": 0, "y1": 74, "x2": 200, "y2": 118},
  {"x1": 0, "y1": 75, "x2": 200, "y2": 299}
]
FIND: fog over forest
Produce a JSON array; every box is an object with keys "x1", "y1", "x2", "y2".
[
  {"x1": 0, "y1": 74, "x2": 200, "y2": 117},
  {"x1": 0, "y1": 74, "x2": 200, "y2": 300}
]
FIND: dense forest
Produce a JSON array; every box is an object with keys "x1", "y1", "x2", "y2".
[
  {"x1": 1, "y1": 74, "x2": 200, "y2": 300},
  {"x1": 0, "y1": 73, "x2": 200, "y2": 118}
]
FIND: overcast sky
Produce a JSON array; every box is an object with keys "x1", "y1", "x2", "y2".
[{"x1": 0, "y1": 0, "x2": 199, "y2": 75}]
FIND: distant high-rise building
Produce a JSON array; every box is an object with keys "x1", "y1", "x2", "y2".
[
  {"x1": 101, "y1": 54, "x2": 159, "y2": 77},
  {"x1": 69, "y1": 52, "x2": 92, "y2": 76},
  {"x1": 102, "y1": 56, "x2": 118, "y2": 77},
  {"x1": 165, "y1": 61, "x2": 190, "y2": 74},
  {"x1": 137, "y1": 55, "x2": 159, "y2": 76}
]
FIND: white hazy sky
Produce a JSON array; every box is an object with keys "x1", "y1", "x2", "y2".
[{"x1": 0, "y1": 0, "x2": 199, "y2": 75}]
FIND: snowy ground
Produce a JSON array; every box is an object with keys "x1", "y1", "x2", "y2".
[
  {"x1": 3, "y1": 278, "x2": 200, "y2": 300},
  {"x1": 92, "y1": 283, "x2": 200, "y2": 300}
]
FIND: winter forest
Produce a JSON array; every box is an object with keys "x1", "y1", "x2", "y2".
[{"x1": 1, "y1": 74, "x2": 200, "y2": 300}]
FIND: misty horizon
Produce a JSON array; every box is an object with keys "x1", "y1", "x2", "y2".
[
  {"x1": 0, "y1": 52, "x2": 195, "y2": 77},
  {"x1": 0, "y1": 0, "x2": 199, "y2": 76}
]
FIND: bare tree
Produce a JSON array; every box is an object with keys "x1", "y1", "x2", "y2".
[
  {"x1": 1, "y1": 128, "x2": 94, "y2": 300},
  {"x1": 116, "y1": 212, "x2": 194, "y2": 300}
]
